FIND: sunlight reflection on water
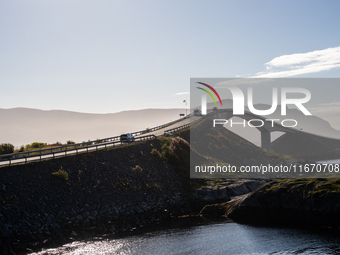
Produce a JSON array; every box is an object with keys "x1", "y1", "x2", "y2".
[{"x1": 30, "y1": 222, "x2": 340, "y2": 255}]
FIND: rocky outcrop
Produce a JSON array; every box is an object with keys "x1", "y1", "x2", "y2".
[
  {"x1": 224, "y1": 179, "x2": 340, "y2": 227},
  {"x1": 198, "y1": 179, "x2": 268, "y2": 218},
  {"x1": 194, "y1": 179, "x2": 268, "y2": 203}
]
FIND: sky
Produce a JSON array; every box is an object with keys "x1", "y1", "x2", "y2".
[{"x1": 1, "y1": 0, "x2": 340, "y2": 114}]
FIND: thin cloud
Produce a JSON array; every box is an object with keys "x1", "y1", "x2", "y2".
[
  {"x1": 215, "y1": 78, "x2": 274, "y2": 87},
  {"x1": 254, "y1": 46, "x2": 340, "y2": 78},
  {"x1": 174, "y1": 92, "x2": 189, "y2": 95}
]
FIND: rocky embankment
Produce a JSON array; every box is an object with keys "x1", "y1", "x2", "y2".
[
  {"x1": 0, "y1": 139, "x2": 191, "y2": 254},
  {"x1": 201, "y1": 179, "x2": 340, "y2": 228},
  {"x1": 0, "y1": 135, "x2": 270, "y2": 255}
]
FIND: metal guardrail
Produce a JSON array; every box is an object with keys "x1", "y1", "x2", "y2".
[
  {"x1": 130, "y1": 115, "x2": 190, "y2": 136},
  {"x1": 0, "y1": 115, "x2": 190, "y2": 163},
  {"x1": 162, "y1": 114, "x2": 203, "y2": 136},
  {"x1": 0, "y1": 134, "x2": 157, "y2": 167},
  {"x1": 0, "y1": 113, "x2": 195, "y2": 167},
  {"x1": 164, "y1": 124, "x2": 190, "y2": 134}
]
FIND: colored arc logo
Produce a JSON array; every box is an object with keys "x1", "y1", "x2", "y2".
[{"x1": 196, "y1": 82, "x2": 223, "y2": 106}]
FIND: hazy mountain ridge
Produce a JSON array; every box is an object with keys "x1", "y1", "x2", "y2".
[
  {"x1": 0, "y1": 107, "x2": 187, "y2": 147},
  {"x1": 1, "y1": 102, "x2": 339, "y2": 148},
  {"x1": 205, "y1": 99, "x2": 340, "y2": 145}
]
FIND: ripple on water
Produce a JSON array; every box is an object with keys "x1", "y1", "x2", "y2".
[{"x1": 29, "y1": 222, "x2": 340, "y2": 255}]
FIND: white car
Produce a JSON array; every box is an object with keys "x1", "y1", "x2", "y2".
[{"x1": 120, "y1": 133, "x2": 135, "y2": 142}]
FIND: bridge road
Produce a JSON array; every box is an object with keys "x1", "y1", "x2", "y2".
[{"x1": 0, "y1": 116, "x2": 200, "y2": 167}]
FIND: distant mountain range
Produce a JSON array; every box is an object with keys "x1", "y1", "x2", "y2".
[
  {"x1": 0, "y1": 108, "x2": 187, "y2": 147},
  {"x1": 204, "y1": 99, "x2": 340, "y2": 146},
  {"x1": 2, "y1": 102, "x2": 339, "y2": 148}
]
